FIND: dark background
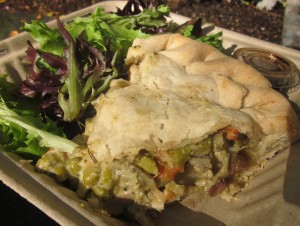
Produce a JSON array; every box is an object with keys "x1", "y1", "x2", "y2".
[
  {"x1": 1, "y1": 0, "x2": 285, "y2": 44},
  {"x1": 0, "y1": 0, "x2": 286, "y2": 225}
]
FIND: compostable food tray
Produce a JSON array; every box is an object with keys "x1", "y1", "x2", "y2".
[{"x1": 0, "y1": 1, "x2": 300, "y2": 226}]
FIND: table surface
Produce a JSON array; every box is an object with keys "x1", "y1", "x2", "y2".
[
  {"x1": 0, "y1": 7, "x2": 59, "y2": 226},
  {"x1": 0, "y1": 181, "x2": 59, "y2": 226}
]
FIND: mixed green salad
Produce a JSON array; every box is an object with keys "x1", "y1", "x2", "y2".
[{"x1": 0, "y1": 0, "x2": 223, "y2": 166}]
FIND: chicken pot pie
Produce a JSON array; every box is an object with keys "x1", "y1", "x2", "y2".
[{"x1": 36, "y1": 34, "x2": 300, "y2": 218}]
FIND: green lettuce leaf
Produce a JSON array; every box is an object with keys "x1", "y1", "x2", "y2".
[
  {"x1": 179, "y1": 24, "x2": 223, "y2": 50},
  {"x1": 0, "y1": 74, "x2": 77, "y2": 160},
  {"x1": 22, "y1": 20, "x2": 65, "y2": 56},
  {"x1": 21, "y1": 6, "x2": 167, "y2": 61},
  {"x1": 195, "y1": 31, "x2": 223, "y2": 50}
]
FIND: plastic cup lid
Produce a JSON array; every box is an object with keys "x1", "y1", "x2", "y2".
[{"x1": 233, "y1": 47, "x2": 300, "y2": 90}]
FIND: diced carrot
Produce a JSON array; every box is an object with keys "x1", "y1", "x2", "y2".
[
  {"x1": 155, "y1": 149, "x2": 184, "y2": 182},
  {"x1": 156, "y1": 162, "x2": 184, "y2": 182},
  {"x1": 225, "y1": 128, "x2": 240, "y2": 141},
  {"x1": 165, "y1": 189, "x2": 176, "y2": 202}
]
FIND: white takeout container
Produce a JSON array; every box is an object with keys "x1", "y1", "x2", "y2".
[{"x1": 1, "y1": 1, "x2": 300, "y2": 226}]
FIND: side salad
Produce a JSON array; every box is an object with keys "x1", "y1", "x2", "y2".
[{"x1": 0, "y1": 0, "x2": 223, "y2": 161}]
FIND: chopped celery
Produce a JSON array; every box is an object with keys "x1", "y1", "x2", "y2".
[
  {"x1": 212, "y1": 132, "x2": 226, "y2": 152},
  {"x1": 167, "y1": 147, "x2": 191, "y2": 165},
  {"x1": 135, "y1": 155, "x2": 158, "y2": 175},
  {"x1": 190, "y1": 138, "x2": 212, "y2": 156}
]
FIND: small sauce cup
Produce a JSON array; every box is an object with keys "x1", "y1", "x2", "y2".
[{"x1": 233, "y1": 47, "x2": 300, "y2": 93}]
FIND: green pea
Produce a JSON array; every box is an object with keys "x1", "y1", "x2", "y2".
[
  {"x1": 82, "y1": 168, "x2": 99, "y2": 187},
  {"x1": 52, "y1": 165, "x2": 68, "y2": 182},
  {"x1": 66, "y1": 157, "x2": 82, "y2": 176},
  {"x1": 36, "y1": 153, "x2": 68, "y2": 181},
  {"x1": 92, "y1": 186, "x2": 109, "y2": 198},
  {"x1": 100, "y1": 168, "x2": 114, "y2": 188}
]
